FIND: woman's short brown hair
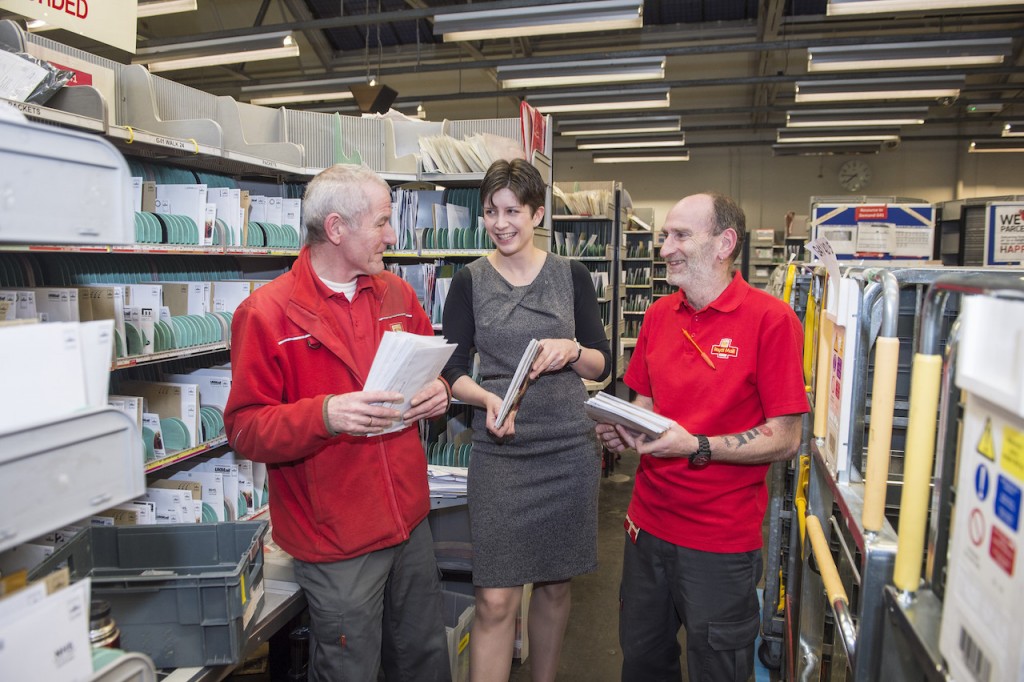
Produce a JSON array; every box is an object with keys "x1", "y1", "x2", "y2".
[{"x1": 479, "y1": 159, "x2": 546, "y2": 213}]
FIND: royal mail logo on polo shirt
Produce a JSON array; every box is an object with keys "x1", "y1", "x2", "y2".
[
  {"x1": 390, "y1": 322, "x2": 404, "y2": 332},
  {"x1": 711, "y1": 338, "x2": 739, "y2": 359}
]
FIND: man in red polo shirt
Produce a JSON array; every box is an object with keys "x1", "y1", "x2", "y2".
[
  {"x1": 596, "y1": 191, "x2": 808, "y2": 682},
  {"x1": 225, "y1": 165, "x2": 452, "y2": 681}
]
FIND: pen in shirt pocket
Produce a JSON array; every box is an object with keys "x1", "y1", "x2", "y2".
[{"x1": 681, "y1": 328, "x2": 716, "y2": 370}]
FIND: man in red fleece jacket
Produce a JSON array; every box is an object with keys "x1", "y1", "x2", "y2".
[{"x1": 225, "y1": 164, "x2": 452, "y2": 682}]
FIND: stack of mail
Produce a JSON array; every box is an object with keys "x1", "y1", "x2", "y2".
[
  {"x1": 584, "y1": 392, "x2": 673, "y2": 438},
  {"x1": 427, "y1": 465, "x2": 468, "y2": 498},
  {"x1": 496, "y1": 339, "x2": 540, "y2": 428},
  {"x1": 364, "y1": 331, "x2": 457, "y2": 434}
]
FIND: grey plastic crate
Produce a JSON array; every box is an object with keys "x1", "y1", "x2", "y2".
[
  {"x1": 29, "y1": 521, "x2": 268, "y2": 668},
  {"x1": 429, "y1": 502, "x2": 472, "y2": 573}
]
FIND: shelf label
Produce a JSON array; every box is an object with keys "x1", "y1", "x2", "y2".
[
  {"x1": 154, "y1": 136, "x2": 188, "y2": 150},
  {"x1": 5, "y1": 100, "x2": 42, "y2": 117}
]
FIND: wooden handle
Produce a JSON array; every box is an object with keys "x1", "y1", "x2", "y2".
[
  {"x1": 893, "y1": 353, "x2": 943, "y2": 593},
  {"x1": 782, "y1": 264, "x2": 797, "y2": 306},
  {"x1": 795, "y1": 455, "x2": 811, "y2": 551},
  {"x1": 813, "y1": 313, "x2": 833, "y2": 439},
  {"x1": 862, "y1": 337, "x2": 899, "y2": 533},
  {"x1": 803, "y1": 292, "x2": 818, "y2": 386},
  {"x1": 806, "y1": 514, "x2": 847, "y2": 607}
]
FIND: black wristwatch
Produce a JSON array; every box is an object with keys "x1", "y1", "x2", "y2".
[
  {"x1": 568, "y1": 338, "x2": 583, "y2": 365},
  {"x1": 689, "y1": 435, "x2": 711, "y2": 466}
]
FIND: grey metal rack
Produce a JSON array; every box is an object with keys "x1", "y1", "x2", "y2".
[
  {"x1": 874, "y1": 271, "x2": 1024, "y2": 680},
  {"x1": 795, "y1": 266, "x2": 952, "y2": 682},
  {"x1": 792, "y1": 265, "x2": 1024, "y2": 681},
  {"x1": 759, "y1": 269, "x2": 813, "y2": 672}
]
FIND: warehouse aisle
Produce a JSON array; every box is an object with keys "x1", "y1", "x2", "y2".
[{"x1": 230, "y1": 448, "x2": 777, "y2": 681}]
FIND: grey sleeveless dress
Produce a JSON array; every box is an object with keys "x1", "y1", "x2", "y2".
[{"x1": 466, "y1": 254, "x2": 601, "y2": 587}]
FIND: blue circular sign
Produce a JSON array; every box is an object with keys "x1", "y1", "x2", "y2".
[{"x1": 975, "y1": 464, "x2": 990, "y2": 501}]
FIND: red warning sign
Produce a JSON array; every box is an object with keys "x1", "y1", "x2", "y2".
[
  {"x1": 969, "y1": 508, "x2": 986, "y2": 547},
  {"x1": 855, "y1": 206, "x2": 888, "y2": 221},
  {"x1": 990, "y1": 525, "x2": 1016, "y2": 576}
]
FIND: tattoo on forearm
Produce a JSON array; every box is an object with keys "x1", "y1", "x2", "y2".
[{"x1": 724, "y1": 425, "x2": 774, "y2": 448}]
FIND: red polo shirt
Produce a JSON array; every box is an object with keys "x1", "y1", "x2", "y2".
[{"x1": 624, "y1": 272, "x2": 808, "y2": 553}]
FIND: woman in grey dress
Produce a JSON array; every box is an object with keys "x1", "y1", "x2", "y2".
[{"x1": 441, "y1": 159, "x2": 611, "y2": 682}]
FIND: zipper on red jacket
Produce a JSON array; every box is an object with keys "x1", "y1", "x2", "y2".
[{"x1": 376, "y1": 436, "x2": 411, "y2": 542}]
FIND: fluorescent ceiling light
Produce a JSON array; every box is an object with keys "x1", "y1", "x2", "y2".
[
  {"x1": 807, "y1": 38, "x2": 1011, "y2": 72},
  {"x1": 249, "y1": 91, "x2": 354, "y2": 106},
  {"x1": 969, "y1": 139, "x2": 1024, "y2": 153},
  {"x1": 497, "y1": 56, "x2": 664, "y2": 89},
  {"x1": 529, "y1": 88, "x2": 669, "y2": 114},
  {"x1": 242, "y1": 77, "x2": 363, "y2": 94},
  {"x1": 242, "y1": 77, "x2": 363, "y2": 106},
  {"x1": 137, "y1": 0, "x2": 198, "y2": 18},
  {"x1": 558, "y1": 115, "x2": 681, "y2": 136},
  {"x1": 794, "y1": 76, "x2": 963, "y2": 103},
  {"x1": 577, "y1": 133, "x2": 685, "y2": 150},
  {"x1": 777, "y1": 128, "x2": 900, "y2": 143},
  {"x1": 828, "y1": 0, "x2": 1024, "y2": 15},
  {"x1": 786, "y1": 107, "x2": 927, "y2": 127},
  {"x1": 1003, "y1": 122, "x2": 1024, "y2": 137},
  {"x1": 303, "y1": 104, "x2": 361, "y2": 115},
  {"x1": 966, "y1": 102, "x2": 1003, "y2": 113},
  {"x1": 593, "y1": 149, "x2": 690, "y2": 163},
  {"x1": 135, "y1": 31, "x2": 299, "y2": 73},
  {"x1": 773, "y1": 142, "x2": 882, "y2": 156},
  {"x1": 434, "y1": 0, "x2": 643, "y2": 42}
]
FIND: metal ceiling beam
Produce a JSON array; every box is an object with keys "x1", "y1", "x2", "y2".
[
  {"x1": 398, "y1": 0, "x2": 510, "y2": 108},
  {"x1": 282, "y1": 0, "x2": 332, "y2": 68},
  {"x1": 184, "y1": 27, "x2": 1024, "y2": 91},
  {"x1": 136, "y1": 0, "x2": 600, "y2": 48},
  {"x1": 554, "y1": 130, "x2": 1016, "y2": 153},
  {"x1": 752, "y1": 0, "x2": 787, "y2": 124},
  {"x1": 134, "y1": 1, "x2": 1023, "y2": 50},
  {"x1": 227, "y1": 63, "x2": 1024, "y2": 102}
]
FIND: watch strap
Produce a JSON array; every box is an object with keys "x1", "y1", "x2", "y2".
[
  {"x1": 569, "y1": 338, "x2": 583, "y2": 365},
  {"x1": 689, "y1": 434, "x2": 711, "y2": 466}
]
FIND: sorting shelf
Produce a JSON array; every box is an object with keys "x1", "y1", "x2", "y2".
[
  {"x1": 144, "y1": 435, "x2": 230, "y2": 474},
  {"x1": 0, "y1": 407, "x2": 145, "y2": 553},
  {"x1": 112, "y1": 343, "x2": 229, "y2": 370}
]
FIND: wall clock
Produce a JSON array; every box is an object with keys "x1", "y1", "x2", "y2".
[{"x1": 838, "y1": 159, "x2": 871, "y2": 192}]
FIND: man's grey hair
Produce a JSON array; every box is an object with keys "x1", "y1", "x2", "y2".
[
  {"x1": 302, "y1": 164, "x2": 390, "y2": 246},
  {"x1": 702, "y1": 191, "x2": 746, "y2": 262}
]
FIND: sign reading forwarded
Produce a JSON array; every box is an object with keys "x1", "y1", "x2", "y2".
[{"x1": 0, "y1": 0, "x2": 137, "y2": 53}]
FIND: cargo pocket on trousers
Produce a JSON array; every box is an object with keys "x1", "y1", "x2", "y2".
[
  {"x1": 306, "y1": 604, "x2": 347, "y2": 652},
  {"x1": 707, "y1": 611, "x2": 761, "y2": 651}
]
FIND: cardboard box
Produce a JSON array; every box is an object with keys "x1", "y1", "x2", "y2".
[
  {"x1": 442, "y1": 580, "x2": 529, "y2": 663},
  {"x1": 442, "y1": 590, "x2": 474, "y2": 682}
]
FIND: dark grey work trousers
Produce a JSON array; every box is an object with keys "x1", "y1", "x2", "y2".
[
  {"x1": 619, "y1": 528, "x2": 763, "y2": 682},
  {"x1": 292, "y1": 519, "x2": 451, "y2": 682}
]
